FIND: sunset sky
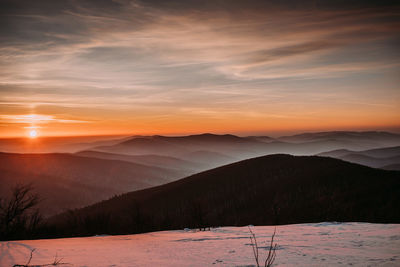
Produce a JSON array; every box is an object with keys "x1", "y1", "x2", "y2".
[{"x1": 1, "y1": 0, "x2": 399, "y2": 137}]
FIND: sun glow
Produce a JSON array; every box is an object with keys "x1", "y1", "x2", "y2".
[{"x1": 29, "y1": 129, "x2": 38, "y2": 138}]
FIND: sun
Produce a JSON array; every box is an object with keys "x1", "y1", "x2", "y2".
[{"x1": 28, "y1": 129, "x2": 38, "y2": 138}]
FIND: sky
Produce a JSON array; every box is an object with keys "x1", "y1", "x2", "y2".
[{"x1": 1, "y1": 0, "x2": 399, "y2": 137}]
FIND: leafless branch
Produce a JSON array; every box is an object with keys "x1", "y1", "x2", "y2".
[
  {"x1": 248, "y1": 226, "x2": 277, "y2": 267},
  {"x1": 264, "y1": 228, "x2": 277, "y2": 267},
  {"x1": 248, "y1": 226, "x2": 260, "y2": 266},
  {"x1": 13, "y1": 249, "x2": 69, "y2": 267},
  {"x1": 26, "y1": 249, "x2": 35, "y2": 265}
]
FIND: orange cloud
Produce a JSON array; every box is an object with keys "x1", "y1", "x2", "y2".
[{"x1": 0, "y1": 1, "x2": 399, "y2": 137}]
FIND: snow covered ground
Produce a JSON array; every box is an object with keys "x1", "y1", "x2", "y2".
[{"x1": 1, "y1": 222, "x2": 399, "y2": 266}]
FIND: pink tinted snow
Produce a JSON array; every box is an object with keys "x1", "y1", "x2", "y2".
[{"x1": 1, "y1": 223, "x2": 399, "y2": 266}]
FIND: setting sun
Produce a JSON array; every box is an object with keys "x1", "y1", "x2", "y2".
[{"x1": 28, "y1": 129, "x2": 38, "y2": 138}]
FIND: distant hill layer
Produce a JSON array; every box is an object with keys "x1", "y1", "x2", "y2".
[
  {"x1": 75, "y1": 150, "x2": 201, "y2": 174},
  {"x1": 48, "y1": 155, "x2": 400, "y2": 238},
  {"x1": 2, "y1": 131, "x2": 400, "y2": 155},
  {"x1": 0, "y1": 152, "x2": 185, "y2": 216},
  {"x1": 278, "y1": 131, "x2": 400, "y2": 144},
  {"x1": 92, "y1": 132, "x2": 400, "y2": 159},
  {"x1": 93, "y1": 133, "x2": 265, "y2": 157},
  {"x1": 318, "y1": 146, "x2": 400, "y2": 170}
]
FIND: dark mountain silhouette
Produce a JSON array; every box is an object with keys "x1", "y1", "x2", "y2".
[
  {"x1": 47, "y1": 155, "x2": 400, "y2": 238},
  {"x1": 0, "y1": 152, "x2": 185, "y2": 216},
  {"x1": 382, "y1": 164, "x2": 400, "y2": 171},
  {"x1": 318, "y1": 146, "x2": 400, "y2": 169},
  {"x1": 3, "y1": 132, "x2": 400, "y2": 221}
]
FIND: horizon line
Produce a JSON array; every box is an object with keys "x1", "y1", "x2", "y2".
[{"x1": 1, "y1": 128, "x2": 400, "y2": 140}]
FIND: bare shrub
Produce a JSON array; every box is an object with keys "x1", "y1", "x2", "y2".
[
  {"x1": 0, "y1": 184, "x2": 42, "y2": 240},
  {"x1": 248, "y1": 226, "x2": 277, "y2": 267},
  {"x1": 13, "y1": 248, "x2": 68, "y2": 267}
]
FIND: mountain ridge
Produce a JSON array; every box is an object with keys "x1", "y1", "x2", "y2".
[
  {"x1": 0, "y1": 152, "x2": 186, "y2": 217},
  {"x1": 46, "y1": 154, "x2": 400, "y2": 238}
]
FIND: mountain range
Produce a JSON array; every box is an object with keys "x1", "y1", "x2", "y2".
[
  {"x1": 93, "y1": 131, "x2": 400, "y2": 158},
  {"x1": 2, "y1": 131, "x2": 400, "y2": 219},
  {"x1": 46, "y1": 154, "x2": 400, "y2": 238}
]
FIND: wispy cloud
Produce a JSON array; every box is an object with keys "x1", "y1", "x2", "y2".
[
  {"x1": 0, "y1": 114, "x2": 91, "y2": 124},
  {"x1": 0, "y1": 0, "x2": 399, "y2": 136}
]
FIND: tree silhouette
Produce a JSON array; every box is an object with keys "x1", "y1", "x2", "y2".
[{"x1": 0, "y1": 184, "x2": 41, "y2": 240}]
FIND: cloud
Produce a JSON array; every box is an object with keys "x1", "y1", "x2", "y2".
[
  {"x1": 0, "y1": 114, "x2": 91, "y2": 124},
  {"x1": 0, "y1": 0, "x2": 399, "y2": 135}
]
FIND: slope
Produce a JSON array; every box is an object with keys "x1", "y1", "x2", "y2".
[
  {"x1": 48, "y1": 154, "x2": 400, "y2": 237},
  {"x1": 0, "y1": 152, "x2": 185, "y2": 216}
]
